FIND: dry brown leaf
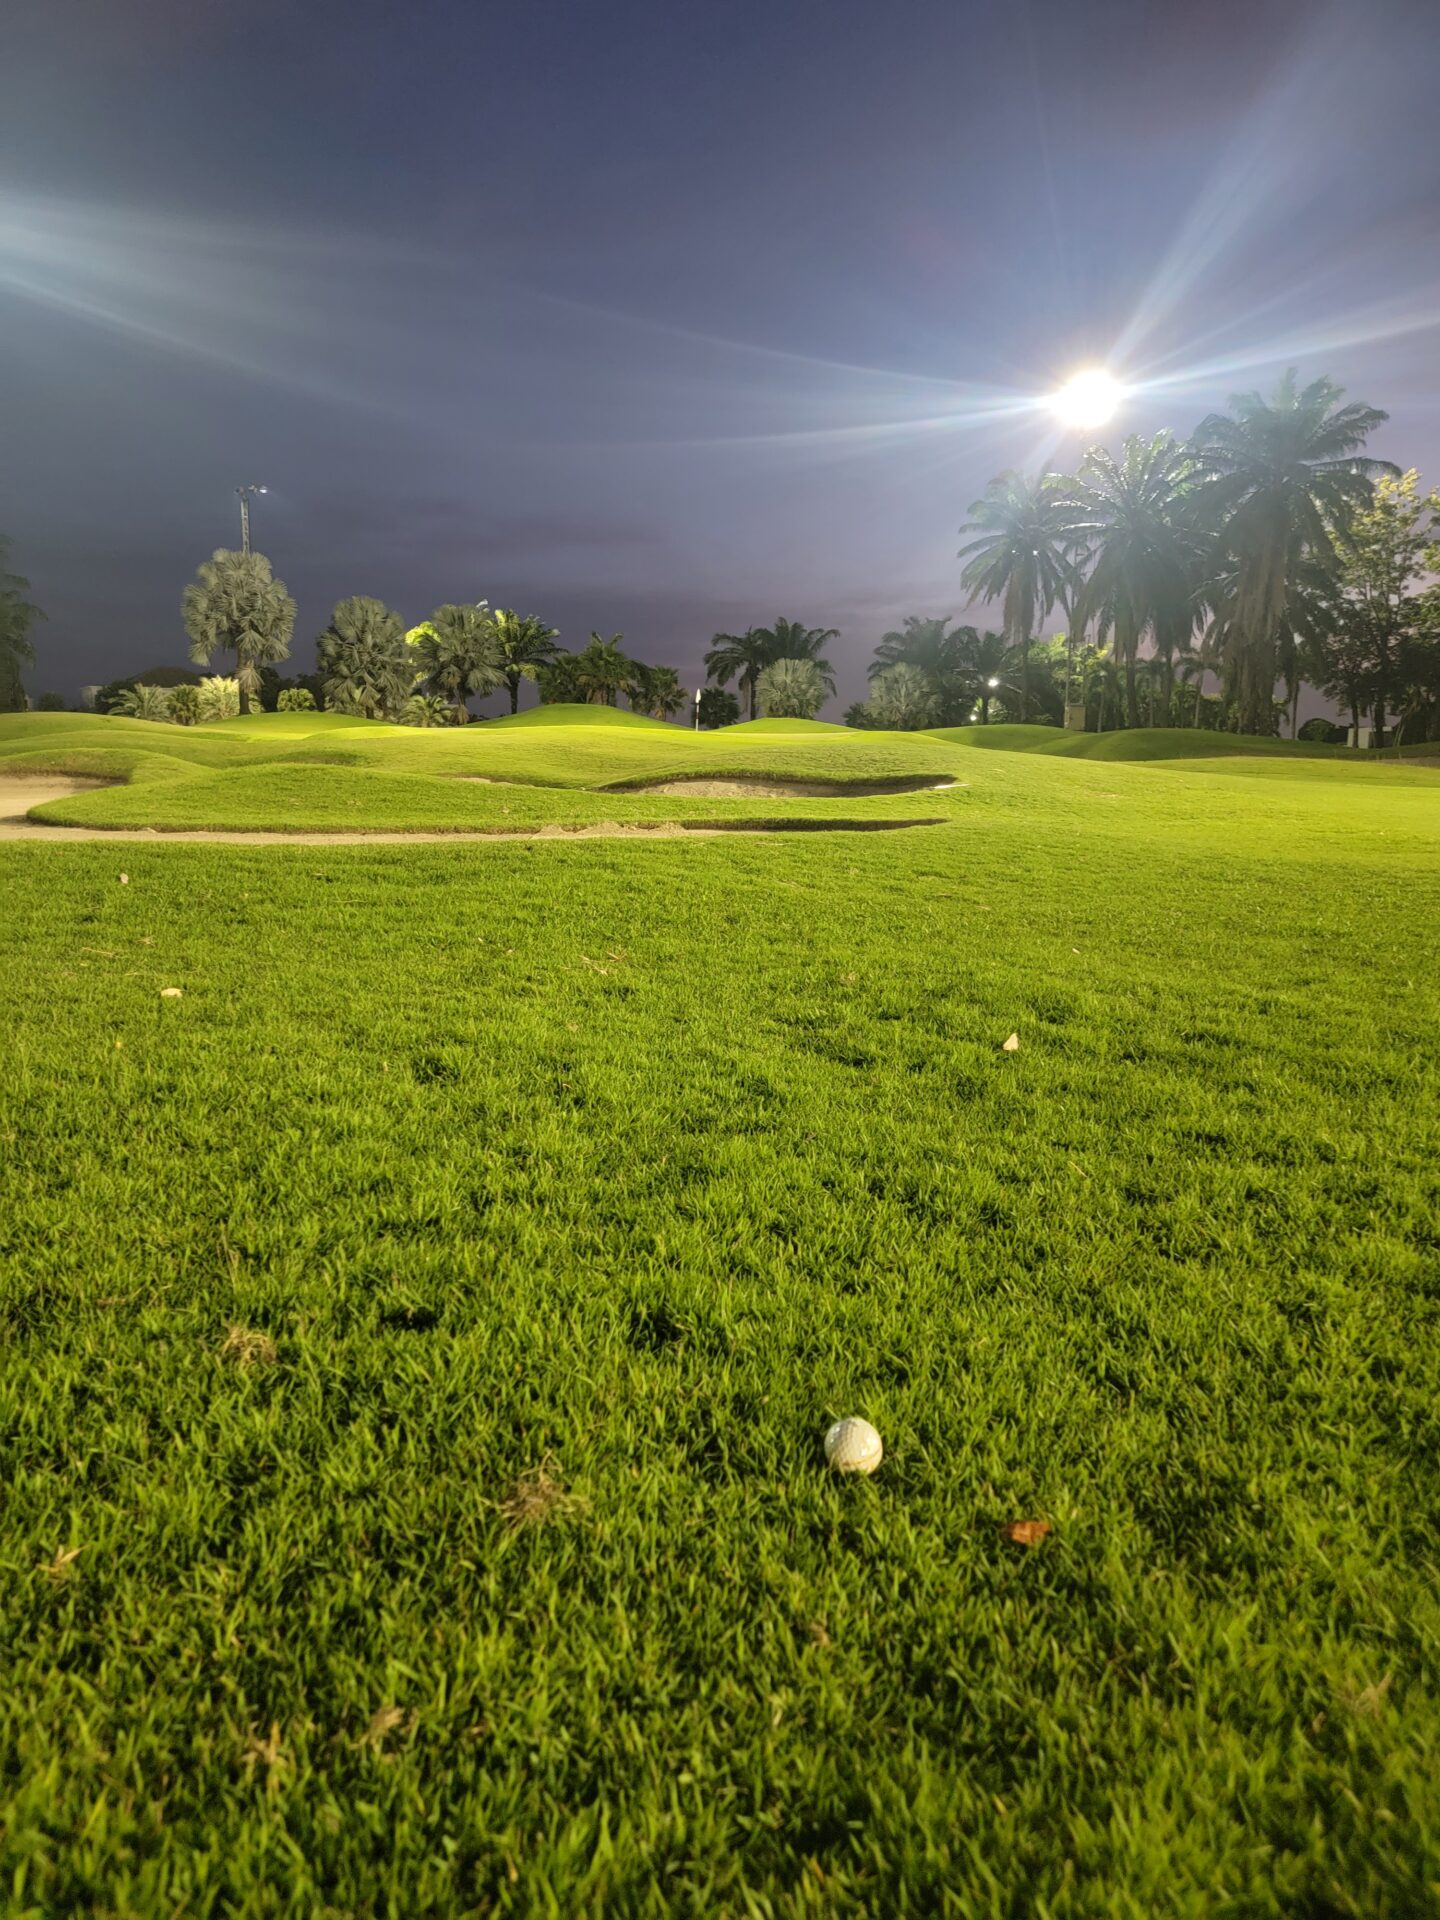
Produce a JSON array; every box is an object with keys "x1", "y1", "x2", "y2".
[
  {"x1": 498, "y1": 1459, "x2": 584, "y2": 1530},
  {"x1": 218, "y1": 1325, "x2": 277, "y2": 1370},
  {"x1": 118, "y1": 873, "x2": 129, "y2": 885},
  {"x1": 159, "y1": 986, "x2": 183, "y2": 999},
  {"x1": 1003, "y1": 1519, "x2": 1051, "y2": 1547},
  {"x1": 359, "y1": 1705, "x2": 409, "y2": 1749},
  {"x1": 1001, "y1": 1032, "x2": 1020, "y2": 1053}
]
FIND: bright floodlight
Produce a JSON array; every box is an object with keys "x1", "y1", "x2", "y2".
[{"x1": 1051, "y1": 368, "x2": 1124, "y2": 430}]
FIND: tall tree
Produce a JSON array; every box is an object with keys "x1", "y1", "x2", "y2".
[
  {"x1": 755, "y1": 656, "x2": 827, "y2": 720},
  {"x1": 861, "y1": 662, "x2": 941, "y2": 730},
  {"x1": 181, "y1": 550, "x2": 295, "y2": 715},
  {"x1": 1065, "y1": 433, "x2": 1201, "y2": 728},
  {"x1": 696, "y1": 686, "x2": 740, "y2": 730},
  {"x1": 869, "y1": 615, "x2": 978, "y2": 724},
  {"x1": 958, "y1": 472, "x2": 1076, "y2": 722},
  {"x1": 1329, "y1": 469, "x2": 1440, "y2": 741},
  {"x1": 573, "y1": 633, "x2": 634, "y2": 706},
  {"x1": 415, "y1": 604, "x2": 502, "y2": 724},
  {"x1": 704, "y1": 627, "x2": 775, "y2": 721},
  {"x1": 954, "y1": 627, "x2": 1021, "y2": 724},
  {"x1": 751, "y1": 618, "x2": 839, "y2": 696},
  {"x1": 489, "y1": 609, "x2": 561, "y2": 714},
  {"x1": 1188, "y1": 370, "x2": 1393, "y2": 736},
  {"x1": 0, "y1": 536, "x2": 44, "y2": 713},
  {"x1": 316, "y1": 596, "x2": 413, "y2": 720},
  {"x1": 630, "y1": 663, "x2": 686, "y2": 719}
]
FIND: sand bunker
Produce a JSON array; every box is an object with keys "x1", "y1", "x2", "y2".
[
  {"x1": 616, "y1": 774, "x2": 960, "y2": 798},
  {"x1": 0, "y1": 778, "x2": 943, "y2": 844}
]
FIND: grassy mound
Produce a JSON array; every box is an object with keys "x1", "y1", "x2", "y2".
[
  {"x1": 725, "y1": 716, "x2": 850, "y2": 733},
  {"x1": 926, "y1": 723, "x2": 1346, "y2": 761}
]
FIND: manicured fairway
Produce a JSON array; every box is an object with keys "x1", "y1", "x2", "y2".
[{"x1": 2, "y1": 713, "x2": 1438, "y2": 1916}]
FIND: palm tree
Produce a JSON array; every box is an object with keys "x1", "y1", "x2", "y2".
[
  {"x1": 958, "y1": 472, "x2": 1076, "y2": 721},
  {"x1": 1064, "y1": 433, "x2": 1201, "y2": 730},
  {"x1": 416, "y1": 604, "x2": 502, "y2": 724},
  {"x1": 868, "y1": 615, "x2": 980, "y2": 724},
  {"x1": 954, "y1": 628, "x2": 1021, "y2": 724},
  {"x1": 401, "y1": 692, "x2": 451, "y2": 728},
  {"x1": 705, "y1": 627, "x2": 775, "y2": 721},
  {"x1": 753, "y1": 618, "x2": 839, "y2": 695},
  {"x1": 316, "y1": 596, "x2": 413, "y2": 720},
  {"x1": 630, "y1": 663, "x2": 686, "y2": 719},
  {"x1": 182, "y1": 550, "x2": 296, "y2": 715},
  {"x1": 573, "y1": 633, "x2": 634, "y2": 706},
  {"x1": 755, "y1": 656, "x2": 827, "y2": 720},
  {"x1": 1188, "y1": 370, "x2": 1394, "y2": 736},
  {"x1": 490, "y1": 609, "x2": 560, "y2": 714},
  {"x1": 113, "y1": 683, "x2": 174, "y2": 722},
  {"x1": 0, "y1": 536, "x2": 44, "y2": 713},
  {"x1": 865, "y1": 663, "x2": 940, "y2": 730},
  {"x1": 168, "y1": 684, "x2": 201, "y2": 726},
  {"x1": 197, "y1": 676, "x2": 241, "y2": 722}
]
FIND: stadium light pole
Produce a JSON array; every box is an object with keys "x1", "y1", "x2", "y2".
[{"x1": 236, "y1": 484, "x2": 268, "y2": 555}]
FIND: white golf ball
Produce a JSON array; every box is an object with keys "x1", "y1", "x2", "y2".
[{"x1": 824, "y1": 1417, "x2": 883, "y2": 1475}]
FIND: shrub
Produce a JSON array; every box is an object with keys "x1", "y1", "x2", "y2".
[
  {"x1": 168, "y1": 685, "x2": 201, "y2": 726},
  {"x1": 36, "y1": 691, "x2": 66, "y2": 711},
  {"x1": 196, "y1": 676, "x2": 241, "y2": 722},
  {"x1": 277, "y1": 688, "x2": 317, "y2": 713},
  {"x1": 1298, "y1": 717, "x2": 1346, "y2": 744}
]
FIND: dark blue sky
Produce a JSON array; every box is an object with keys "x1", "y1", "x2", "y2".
[{"x1": 4, "y1": 0, "x2": 1439, "y2": 712}]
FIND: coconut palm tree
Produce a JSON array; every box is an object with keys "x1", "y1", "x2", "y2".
[
  {"x1": 490, "y1": 609, "x2": 561, "y2": 714},
  {"x1": 756, "y1": 656, "x2": 827, "y2": 720},
  {"x1": 416, "y1": 604, "x2": 502, "y2": 724},
  {"x1": 182, "y1": 549, "x2": 296, "y2": 715},
  {"x1": 316, "y1": 596, "x2": 413, "y2": 720},
  {"x1": 0, "y1": 536, "x2": 43, "y2": 713},
  {"x1": 1063, "y1": 433, "x2": 1201, "y2": 730},
  {"x1": 1188, "y1": 370, "x2": 1393, "y2": 736},
  {"x1": 958, "y1": 472, "x2": 1076, "y2": 721},
  {"x1": 868, "y1": 615, "x2": 980, "y2": 724},
  {"x1": 704, "y1": 627, "x2": 775, "y2": 721},
  {"x1": 573, "y1": 633, "x2": 634, "y2": 706}
]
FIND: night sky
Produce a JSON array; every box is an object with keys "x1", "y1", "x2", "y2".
[{"x1": 4, "y1": 0, "x2": 1440, "y2": 713}]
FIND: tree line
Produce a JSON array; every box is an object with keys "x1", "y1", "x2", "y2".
[
  {"x1": 5, "y1": 367, "x2": 1439, "y2": 741},
  {"x1": 945, "y1": 371, "x2": 1440, "y2": 743}
]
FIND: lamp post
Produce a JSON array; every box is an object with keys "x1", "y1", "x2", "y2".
[
  {"x1": 235, "y1": 484, "x2": 268, "y2": 556},
  {"x1": 693, "y1": 685, "x2": 702, "y2": 732}
]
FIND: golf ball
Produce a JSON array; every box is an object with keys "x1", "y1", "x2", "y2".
[{"x1": 824, "y1": 1417, "x2": 883, "y2": 1475}]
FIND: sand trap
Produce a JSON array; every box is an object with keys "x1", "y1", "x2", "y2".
[
  {"x1": 0, "y1": 778, "x2": 943, "y2": 844},
  {"x1": 616, "y1": 774, "x2": 960, "y2": 798}
]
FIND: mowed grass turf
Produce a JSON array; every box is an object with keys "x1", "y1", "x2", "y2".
[{"x1": 2, "y1": 714, "x2": 1439, "y2": 1916}]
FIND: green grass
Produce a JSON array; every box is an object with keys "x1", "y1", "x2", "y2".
[{"x1": 2, "y1": 713, "x2": 1439, "y2": 1914}]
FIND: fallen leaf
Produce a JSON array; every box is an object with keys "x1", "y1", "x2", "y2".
[
  {"x1": 359, "y1": 1704, "x2": 409, "y2": 1749},
  {"x1": 118, "y1": 873, "x2": 129, "y2": 885},
  {"x1": 1001, "y1": 1032, "x2": 1020, "y2": 1052},
  {"x1": 41, "y1": 1544, "x2": 84, "y2": 1579},
  {"x1": 218, "y1": 1325, "x2": 278, "y2": 1369},
  {"x1": 159, "y1": 986, "x2": 183, "y2": 999},
  {"x1": 1003, "y1": 1519, "x2": 1051, "y2": 1547}
]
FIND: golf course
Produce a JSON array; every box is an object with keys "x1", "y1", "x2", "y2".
[{"x1": 3, "y1": 706, "x2": 1438, "y2": 1915}]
